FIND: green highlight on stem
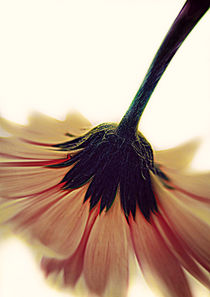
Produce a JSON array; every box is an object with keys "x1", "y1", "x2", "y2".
[{"x1": 116, "y1": 0, "x2": 209, "y2": 139}]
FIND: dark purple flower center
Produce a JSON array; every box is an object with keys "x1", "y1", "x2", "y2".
[{"x1": 48, "y1": 124, "x2": 161, "y2": 221}]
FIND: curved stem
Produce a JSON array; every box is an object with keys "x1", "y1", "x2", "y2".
[{"x1": 117, "y1": 0, "x2": 209, "y2": 138}]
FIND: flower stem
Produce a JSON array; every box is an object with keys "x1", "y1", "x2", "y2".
[{"x1": 117, "y1": 0, "x2": 209, "y2": 138}]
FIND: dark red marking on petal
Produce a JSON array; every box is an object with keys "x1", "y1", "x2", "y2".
[
  {"x1": 20, "y1": 138, "x2": 55, "y2": 147},
  {"x1": 0, "y1": 155, "x2": 71, "y2": 167}
]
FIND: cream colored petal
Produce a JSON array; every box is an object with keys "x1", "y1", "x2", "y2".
[
  {"x1": 64, "y1": 111, "x2": 92, "y2": 136},
  {"x1": 154, "y1": 138, "x2": 200, "y2": 170},
  {"x1": 152, "y1": 175, "x2": 210, "y2": 273},
  {"x1": 0, "y1": 111, "x2": 91, "y2": 144},
  {"x1": 130, "y1": 210, "x2": 192, "y2": 297},
  {"x1": 0, "y1": 137, "x2": 67, "y2": 161},
  {"x1": 84, "y1": 197, "x2": 130, "y2": 297}
]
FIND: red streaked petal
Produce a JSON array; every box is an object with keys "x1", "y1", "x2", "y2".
[
  {"x1": 170, "y1": 190, "x2": 209, "y2": 224},
  {"x1": 162, "y1": 167, "x2": 210, "y2": 204},
  {"x1": 152, "y1": 175, "x2": 210, "y2": 273},
  {"x1": 130, "y1": 210, "x2": 192, "y2": 297},
  {"x1": 0, "y1": 112, "x2": 93, "y2": 259},
  {"x1": 28, "y1": 186, "x2": 89, "y2": 257},
  {"x1": 83, "y1": 197, "x2": 130, "y2": 297},
  {"x1": 155, "y1": 169, "x2": 210, "y2": 224},
  {"x1": 6, "y1": 185, "x2": 67, "y2": 225},
  {"x1": 154, "y1": 139, "x2": 200, "y2": 170},
  {"x1": 5, "y1": 186, "x2": 89, "y2": 257},
  {"x1": 154, "y1": 214, "x2": 210, "y2": 289},
  {"x1": 0, "y1": 166, "x2": 70, "y2": 197},
  {"x1": 41, "y1": 207, "x2": 98, "y2": 287}
]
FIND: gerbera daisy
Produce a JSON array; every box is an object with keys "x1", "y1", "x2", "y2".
[{"x1": 0, "y1": 1, "x2": 209, "y2": 297}]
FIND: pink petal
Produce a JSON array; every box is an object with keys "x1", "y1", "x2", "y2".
[
  {"x1": 152, "y1": 175, "x2": 210, "y2": 273},
  {"x1": 130, "y1": 210, "x2": 192, "y2": 297},
  {"x1": 27, "y1": 186, "x2": 89, "y2": 257},
  {"x1": 154, "y1": 139, "x2": 200, "y2": 170},
  {"x1": 0, "y1": 112, "x2": 93, "y2": 257},
  {"x1": 0, "y1": 166, "x2": 70, "y2": 197},
  {"x1": 154, "y1": 214, "x2": 210, "y2": 289},
  {"x1": 162, "y1": 167, "x2": 210, "y2": 204},
  {"x1": 170, "y1": 190, "x2": 209, "y2": 224},
  {"x1": 4, "y1": 185, "x2": 89, "y2": 257},
  {"x1": 83, "y1": 197, "x2": 130, "y2": 297},
  {"x1": 41, "y1": 207, "x2": 98, "y2": 287}
]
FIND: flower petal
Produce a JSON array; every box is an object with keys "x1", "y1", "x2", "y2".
[
  {"x1": 1, "y1": 181, "x2": 89, "y2": 257},
  {"x1": 0, "y1": 137, "x2": 66, "y2": 161},
  {"x1": 0, "y1": 112, "x2": 93, "y2": 257},
  {"x1": 154, "y1": 214, "x2": 210, "y2": 289},
  {"x1": 83, "y1": 197, "x2": 130, "y2": 297},
  {"x1": 22, "y1": 187, "x2": 89, "y2": 257},
  {"x1": 171, "y1": 189, "x2": 209, "y2": 224},
  {"x1": 41, "y1": 207, "x2": 98, "y2": 287},
  {"x1": 0, "y1": 111, "x2": 91, "y2": 144},
  {"x1": 162, "y1": 167, "x2": 210, "y2": 204},
  {"x1": 155, "y1": 168, "x2": 210, "y2": 224},
  {"x1": 0, "y1": 166, "x2": 70, "y2": 198},
  {"x1": 152, "y1": 175, "x2": 210, "y2": 273},
  {"x1": 154, "y1": 139, "x2": 200, "y2": 170},
  {"x1": 130, "y1": 210, "x2": 192, "y2": 297}
]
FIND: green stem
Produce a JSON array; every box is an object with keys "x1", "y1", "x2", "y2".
[{"x1": 117, "y1": 0, "x2": 209, "y2": 138}]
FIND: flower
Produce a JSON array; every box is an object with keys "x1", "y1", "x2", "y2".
[
  {"x1": 0, "y1": 112, "x2": 209, "y2": 297},
  {"x1": 0, "y1": 1, "x2": 209, "y2": 297}
]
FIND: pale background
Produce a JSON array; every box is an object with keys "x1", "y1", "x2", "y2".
[{"x1": 0, "y1": 0, "x2": 209, "y2": 296}]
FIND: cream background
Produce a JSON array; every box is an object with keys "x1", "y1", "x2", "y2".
[{"x1": 0, "y1": 0, "x2": 209, "y2": 296}]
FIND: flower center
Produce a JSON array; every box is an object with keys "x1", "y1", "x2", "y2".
[{"x1": 49, "y1": 124, "x2": 158, "y2": 221}]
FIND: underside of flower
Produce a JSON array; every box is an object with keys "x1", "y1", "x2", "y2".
[
  {"x1": 0, "y1": 2, "x2": 209, "y2": 297},
  {"x1": 49, "y1": 123, "x2": 159, "y2": 221},
  {"x1": 1, "y1": 112, "x2": 210, "y2": 297}
]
